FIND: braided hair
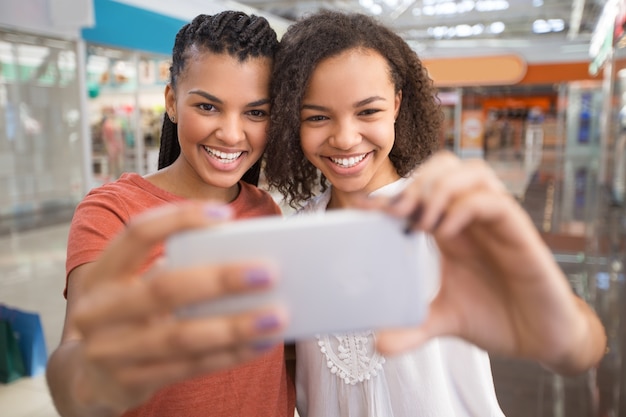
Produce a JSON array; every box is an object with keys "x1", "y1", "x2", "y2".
[
  {"x1": 158, "y1": 11, "x2": 279, "y2": 185},
  {"x1": 265, "y1": 10, "x2": 442, "y2": 208}
]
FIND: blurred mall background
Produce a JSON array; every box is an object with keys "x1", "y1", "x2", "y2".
[{"x1": 0, "y1": 0, "x2": 625, "y2": 415}]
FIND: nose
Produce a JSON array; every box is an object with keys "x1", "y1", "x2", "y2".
[
  {"x1": 328, "y1": 118, "x2": 361, "y2": 150},
  {"x1": 215, "y1": 114, "x2": 245, "y2": 145}
]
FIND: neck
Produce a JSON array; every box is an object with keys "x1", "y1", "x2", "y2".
[{"x1": 145, "y1": 161, "x2": 240, "y2": 203}]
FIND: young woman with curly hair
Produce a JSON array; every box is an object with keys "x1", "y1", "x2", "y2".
[{"x1": 265, "y1": 10, "x2": 605, "y2": 417}]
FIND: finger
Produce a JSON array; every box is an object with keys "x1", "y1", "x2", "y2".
[
  {"x1": 108, "y1": 337, "x2": 282, "y2": 398},
  {"x1": 74, "y1": 261, "x2": 276, "y2": 332},
  {"x1": 375, "y1": 307, "x2": 451, "y2": 355},
  {"x1": 84, "y1": 307, "x2": 287, "y2": 364},
  {"x1": 375, "y1": 328, "x2": 429, "y2": 355},
  {"x1": 91, "y1": 202, "x2": 233, "y2": 287},
  {"x1": 433, "y1": 188, "x2": 521, "y2": 239},
  {"x1": 416, "y1": 159, "x2": 507, "y2": 232},
  {"x1": 384, "y1": 152, "x2": 461, "y2": 220}
]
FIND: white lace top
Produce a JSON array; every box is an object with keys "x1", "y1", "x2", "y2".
[{"x1": 294, "y1": 178, "x2": 506, "y2": 417}]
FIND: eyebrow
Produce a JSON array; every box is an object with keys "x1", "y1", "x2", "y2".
[
  {"x1": 189, "y1": 90, "x2": 270, "y2": 107},
  {"x1": 301, "y1": 96, "x2": 387, "y2": 111}
]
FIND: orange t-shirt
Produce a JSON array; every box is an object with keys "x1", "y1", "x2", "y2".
[{"x1": 65, "y1": 173, "x2": 295, "y2": 417}]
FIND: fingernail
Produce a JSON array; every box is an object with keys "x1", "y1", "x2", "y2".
[
  {"x1": 404, "y1": 204, "x2": 423, "y2": 234},
  {"x1": 255, "y1": 314, "x2": 281, "y2": 331},
  {"x1": 432, "y1": 213, "x2": 445, "y2": 231},
  {"x1": 203, "y1": 204, "x2": 232, "y2": 219},
  {"x1": 245, "y1": 268, "x2": 271, "y2": 287}
]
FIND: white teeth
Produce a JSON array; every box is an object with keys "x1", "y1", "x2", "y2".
[
  {"x1": 204, "y1": 147, "x2": 242, "y2": 162},
  {"x1": 330, "y1": 154, "x2": 366, "y2": 168}
]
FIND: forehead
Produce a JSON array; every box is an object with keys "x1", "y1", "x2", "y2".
[
  {"x1": 179, "y1": 52, "x2": 272, "y2": 94},
  {"x1": 305, "y1": 48, "x2": 394, "y2": 97}
]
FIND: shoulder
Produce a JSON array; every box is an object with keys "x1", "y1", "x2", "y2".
[{"x1": 74, "y1": 173, "x2": 183, "y2": 230}]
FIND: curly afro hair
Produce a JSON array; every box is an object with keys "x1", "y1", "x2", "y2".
[{"x1": 264, "y1": 10, "x2": 442, "y2": 208}]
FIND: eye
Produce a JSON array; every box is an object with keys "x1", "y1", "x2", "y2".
[
  {"x1": 247, "y1": 109, "x2": 269, "y2": 119},
  {"x1": 359, "y1": 108, "x2": 381, "y2": 116},
  {"x1": 197, "y1": 103, "x2": 217, "y2": 112},
  {"x1": 304, "y1": 115, "x2": 329, "y2": 122}
]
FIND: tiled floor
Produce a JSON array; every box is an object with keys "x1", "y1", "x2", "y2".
[{"x1": 0, "y1": 145, "x2": 585, "y2": 417}]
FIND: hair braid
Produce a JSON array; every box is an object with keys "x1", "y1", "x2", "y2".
[{"x1": 158, "y1": 114, "x2": 179, "y2": 169}]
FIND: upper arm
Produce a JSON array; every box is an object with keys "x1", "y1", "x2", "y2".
[{"x1": 60, "y1": 263, "x2": 97, "y2": 343}]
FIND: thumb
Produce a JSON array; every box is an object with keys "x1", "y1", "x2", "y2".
[
  {"x1": 376, "y1": 297, "x2": 454, "y2": 355},
  {"x1": 85, "y1": 202, "x2": 232, "y2": 289}
]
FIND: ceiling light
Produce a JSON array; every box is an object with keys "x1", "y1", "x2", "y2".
[
  {"x1": 475, "y1": 0, "x2": 509, "y2": 12},
  {"x1": 455, "y1": 24, "x2": 473, "y2": 37},
  {"x1": 428, "y1": 26, "x2": 449, "y2": 39},
  {"x1": 532, "y1": 19, "x2": 564, "y2": 34},
  {"x1": 439, "y1": 2, "x2": 458, "y2": 14},
  {"x1": 472, "y1": 24, "x2": 485, "y2": 35},
  {"x1": 383, "y1": 0, "x2": 400, "y2": 7},
  {"x1": 459, "y1": 0, "x2": 476, "y2": 13},
  {"x1": 548, "y1": 19, "x2": 565, "y2": 32},
  {"x1": 370, "y1": 4, "x2": 383, "y2": 14},
  {"x1": 533, "y1": 19, "x2": 550, "y2": 33},
  {"x1": 489, "y1": 21, "x2": 505, "y2": 34}
]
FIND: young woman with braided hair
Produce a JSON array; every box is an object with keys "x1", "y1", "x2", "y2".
[{"x1": 46, "y1": 12, "x2": 295, "y2": 417}]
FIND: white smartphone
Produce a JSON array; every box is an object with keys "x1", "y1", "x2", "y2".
[{"x1": 166, "y1": 209, "x2": 439, "y2": 341}]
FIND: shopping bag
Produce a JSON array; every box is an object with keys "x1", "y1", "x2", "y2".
[
  {"x1": 0, "y1": 319, "x2": 26, "y2": 383},
  {"x1": 0, "y1": 305, "x2": 48, "y2": 377}
]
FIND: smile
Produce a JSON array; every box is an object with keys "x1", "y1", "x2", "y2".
[
  {"x1": 329, "y1": 153, "x2": 368, "y2": 168},
  {"x1": 204, "y1": 146, "x2": 243, "y2": 163}
]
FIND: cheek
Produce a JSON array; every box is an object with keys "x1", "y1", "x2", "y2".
[
  {"x1": 178, "y1": 114, "x2": 205, "y2": 142},
  {"x1": 299, "y1": 128, "x2": 319, "y2": 157},
  {"x1": 249, "y1": 122, "x2": 270, "y2": 149},
  {"x1": 370, "y1": 120, "x2": 396, "y2": 150}
]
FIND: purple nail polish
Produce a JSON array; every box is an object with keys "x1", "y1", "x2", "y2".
[
  {"x1": 255, "y1": 314, "x2": 280, "y2": 331},
  {"x1": 203, "y1": 204, "x2": 232, "y2": 219},
  {"x1": 246, "y1": 269, "x2": 271, "y2": 287}
]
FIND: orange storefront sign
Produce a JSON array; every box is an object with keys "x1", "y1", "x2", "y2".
[
  {"x1": 423, "y1": 54, "x2": 527, "y2": 87},
  {"x1": 423, "y1": 55, "x2": 601, "y2": 87}
]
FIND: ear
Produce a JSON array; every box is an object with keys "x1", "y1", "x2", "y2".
[
  {"x1": 394, "y1": 90, "x2": 402, "y2": 121},
  {"x1": 164, "y1": 84, "x2": 176, "y2": 119}
]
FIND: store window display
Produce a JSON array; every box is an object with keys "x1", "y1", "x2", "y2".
[
  {"x1": 86, "y1": 46, "x2": 167, "y2": 185},
  {"x1": 0, "y1": 33, "x2": 83, "y2": 229}
]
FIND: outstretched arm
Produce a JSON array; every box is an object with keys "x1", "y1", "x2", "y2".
[
  {"x1": 364, "y1": 150, "x2": 606, "y2": 376},
  {"x1": 46, "y1": 202, "x2": 286, "y2": 417}
]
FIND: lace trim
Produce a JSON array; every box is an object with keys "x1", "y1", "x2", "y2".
[{"x1": 317, "y1": 331, "x2": 386, "y2": 385}]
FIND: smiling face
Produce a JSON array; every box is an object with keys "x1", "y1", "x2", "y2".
[
  {"x1": 299, "y1": 48, "x2": 402, "y2": 207},
  {"x1": 164, "y1": 51, "x2": 271, "y2": 201}
]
